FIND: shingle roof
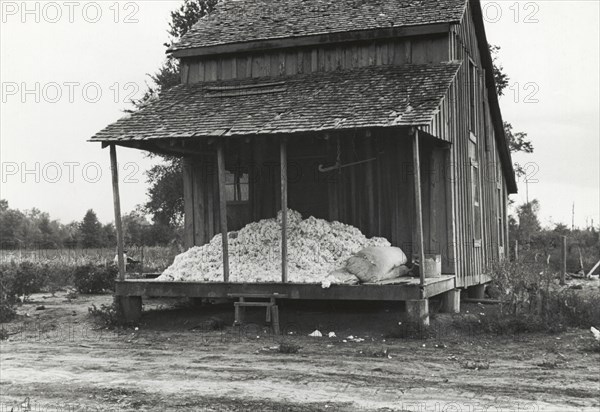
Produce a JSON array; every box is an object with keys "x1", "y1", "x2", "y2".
[
  {"x1": 90, "y1": 63, "x2": 461, "y2": 142},
  {"x1": 170, "y1": 0, "x2": 467, "y2": 52}
]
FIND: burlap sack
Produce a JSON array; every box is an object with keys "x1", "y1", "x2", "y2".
[
  {"x1": 321, "y1": 269, "x2": 360, "y2": 288},
  {"x1": 345, "y1": 246, "x2": 408, "y2": 283}
]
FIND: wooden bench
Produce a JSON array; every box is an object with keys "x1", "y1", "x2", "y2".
[{"x1": 228, "y1": 293, "x2": 287, "y2": 335}]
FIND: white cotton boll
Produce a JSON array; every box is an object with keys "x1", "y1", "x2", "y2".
[{"x1": 156, "y1": 209, "x2": 393, "y2": 284}]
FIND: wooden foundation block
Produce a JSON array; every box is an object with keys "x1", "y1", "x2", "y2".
[
  {"x1": 467, "y1": 284, "x2": 486, "y2": 300},
  {"x1": 405, "y1": 299, "x2": 429, "y2": 327},
  {"x1": 115, "y1": 296, "x2": 142, "y2": 322},
  {"x1": 440, "y1": 289, "x2": 461, "y2": 313}
]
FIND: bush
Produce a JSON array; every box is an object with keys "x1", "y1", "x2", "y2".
[
  {"x1": 278, "y1": 342, "x2": 301, "y2": 354},
  {"x1": 0, "y1": 262, "x2": 44, "y2": 302},
  {"x1": 88, "y1": 302, "x2": 128, "y2": 328},
  {"x1": 73, "y1": 263, "x2": 117, "y2": 294},
  {"x1": 0, "y1": 301, "x2": 16, "y2": 323},
  {"x1": 484, "y1": 259, "x2": 600, "y2": 333}
]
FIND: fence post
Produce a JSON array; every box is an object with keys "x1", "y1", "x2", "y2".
[{"x1": 561, "y1": 236, "x2": 567, "y2": 285}]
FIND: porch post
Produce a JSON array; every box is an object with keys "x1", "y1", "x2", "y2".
[
  {"x1": 217, "y1": 141, "x2": 230, "y2": 282},
  {"x1": 412, "y1": 129, "x2": 426, "y2": 288},
  {"x1": 280, "y1": 138, "x2": 288, "y2": 283},
  {"x1": 109, "y1": 144, "x2": 125, "y2": 281}
]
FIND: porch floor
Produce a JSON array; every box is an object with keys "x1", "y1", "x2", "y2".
[{"x1": 115, "y1": 275, "x2": 456, "y2": 301}]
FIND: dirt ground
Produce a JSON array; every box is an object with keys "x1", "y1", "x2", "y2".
[{"x1": 1, "y1": 290, "x2": 598, "y2": 412}]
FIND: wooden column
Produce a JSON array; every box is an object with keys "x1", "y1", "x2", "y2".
[
  {"x1": 561, "y1": 235, "x2": 567, "y2": 285},
  {"x1": 217, "y1": 142, "x2": 229, "y2": 282},
  {"x1": 182, "y1": 157, "x2": 195, "y2": 249},
  {"x1": 280, "y1": 138, "x2": 288, "y2": 283},
  {"x1": 365, "y1": 137, "x2": 376, "y2": 237},
  {"x1": 412, "y1": 129, "x2": 426, "y2": 287},
  {"x1": 109, "y1": 144, "x2": 125, "y2": 281}
]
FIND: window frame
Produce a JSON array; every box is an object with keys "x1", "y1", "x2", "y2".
[{"x1": 469, "y1": 133, "x2": 483, "y2": 247}]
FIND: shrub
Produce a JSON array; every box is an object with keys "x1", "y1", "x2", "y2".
[
  {"x1": 43, "y1": 263, "x2": 74, "y2": 294},
  {"x1": 483, "y1": 259, "x2": 600, "y2": 333},
  {"x1": 278, "y1": 342, "x2": 301, "y2": 354},
  {"x1": 0, "y1": 301, "x2": 16, "y2": 323},
  {"x1": 0, "y1": 262, "x2": 44, "y2": 302},
  {"x1": 73, "y1": 263, "x2": 117, "y2": 294},
  {"x1": 88, "y1": 303, "x2": 127, "y2": 328}
]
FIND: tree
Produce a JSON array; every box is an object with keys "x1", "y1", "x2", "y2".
[
  {"x1": 489, "y1": 45, "x2": 509, "y2": 96},
  {"x1": 122, "y1": 210, "x2": 151, "y2": 246},
  {"x1": 490, "y1": 45, "x2": 534, "y2": 179},
  {"x1": 0, "y1": 201, "x2": 26, "y2": 249},
  {"x1": 79, "y1": 209, "x2": 104, "y2": 248},
  {"x1": 514, "y1": 200, "x2": 541, "y2": 243},
  {"x1": 133, "y1": 1, "x2": 218, "y2": 229},
  {"x1": 145, "y1": 157, "x2": 185, "y2": 227},
  {"x1": 504, "y1": 122, "x2": 534, "y2": 177}
]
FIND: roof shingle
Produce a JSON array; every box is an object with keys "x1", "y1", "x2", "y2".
[
  {"x1": 170, "y1": 0, "x2": 467, "y2": 52},
  {"x1": 90, "y1": 63, "x2": 461, "y2": 142}
]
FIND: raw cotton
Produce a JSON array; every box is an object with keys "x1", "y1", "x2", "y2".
[{"x1": 157, "y1": 210, "x2": 390, "y2": 283}]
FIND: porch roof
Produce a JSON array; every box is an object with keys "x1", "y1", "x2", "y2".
[{"x1": 90, "y1": 62, "x2": 461, "y2": 142}]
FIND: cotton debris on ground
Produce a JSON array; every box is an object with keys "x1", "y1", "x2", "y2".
[{"x1": 157, "y1": 210, "x2": 390, "y2": 284}]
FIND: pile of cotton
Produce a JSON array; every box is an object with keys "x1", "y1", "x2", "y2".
[{"x1": 156, "y1": 210, "x2": 390, "y2": 283}]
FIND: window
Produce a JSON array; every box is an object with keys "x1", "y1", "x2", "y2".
[
  {"x1": 496, "y1": 160, "x2": 505, "y2": 249},
  {"x1": 469, "y1": 61, "x2": 478, "y2": 133},
  {"x1": 225, "y1": 170, "x2": 249, "y2": 202},
  {"x1": 469, "y1": 135, "x2": 482, "y2": 246}
]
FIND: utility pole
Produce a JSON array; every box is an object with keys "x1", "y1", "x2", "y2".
[
  {"x1": 571, "y1": 202, "x2": 575, "y2": 231},
  {"x1": 525, "y1": 176, "x2": 529, "y2": 204}
]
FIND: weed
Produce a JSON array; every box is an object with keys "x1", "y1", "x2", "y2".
[
  {"x1": 278, "y1": 342, "x2": 301, "y2": 354},
  {"x1": 88, "y1": 302, "x2": 129, "y2": 328}
]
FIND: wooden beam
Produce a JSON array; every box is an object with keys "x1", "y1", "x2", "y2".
[
  {"x1": 109, "y1": 144, "x2": 125, "y2": 281},
  {"x1": 280, "y1": 138, "x2": 288, "y2": 283},
  {"x1": 216, "y1": 142, "x2": 230, "y2": 282},
  {"x1": 412, "y1": 129, "x2": 426, "y2": 288},
  {"x1": 115, "y1": 276, "x2": 460, "y2": 301}
]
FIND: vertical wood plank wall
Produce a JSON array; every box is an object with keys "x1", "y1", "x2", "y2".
[
  {"x1": 179, "y1": 5, "x2": 511, "y2": 288},
  {"x1": 445, "y1": 2, "x2": 509, "y2": 287},
  {"x1": 181, "y1": 36, "x2": 449, "y2": 83}
]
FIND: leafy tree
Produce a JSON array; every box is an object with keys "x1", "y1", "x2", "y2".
[
  {"x1": 122, "y1": 210, "x2": 152, "y2": 246},
  {"x1": 0, "y1": 201, "x2": 26, "y2": 249},
  {"x1": 489, "y1": 44, "x2": 509, "y2": 96},
  {"x1": 490, "y1": 45, "x2": 534, "y2": 180},
  {"x1": 103, "y1": 223, "x2": 117, "y2": 247},
  {"x1": 514, "y1": 200, "x2": 541, "y2": 243},
  {"x1": 79, "y1": 209, "x2": 104, "y2": 248},
  {"x1": 134, "y1": 1, "x2": 218, "y2": 229},
  {"x1": 504, "y1": 122, "x2": 534, "y2": 177},
  {"x1": 131, "y1": 0, "x2": 217, "y2": 110},
  {"x1": 145, "y1": 158, "x2": 185, "y2": 227}
]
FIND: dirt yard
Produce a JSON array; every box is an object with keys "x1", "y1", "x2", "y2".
[{"x1": 1, "y1": 291, "x2": 598, "y2": 411}]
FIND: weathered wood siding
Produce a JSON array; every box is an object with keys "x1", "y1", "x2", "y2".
[
  {"x1": 179, "y1": 5, "x2": 511, "y2": 288},
  {"x1": 181, "y1": 35, "x2": 448, "y2": 83},
  {"x1": 182, "y1": 130, "x2": 455, "y2": 275},
  {"x1": 443, "y1": 2, "x2": 509, "y2": 287}
]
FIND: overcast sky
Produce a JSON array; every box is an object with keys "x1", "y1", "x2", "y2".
[{"x1": 1, "y1": 1, "x2": 598, "y2": 228}]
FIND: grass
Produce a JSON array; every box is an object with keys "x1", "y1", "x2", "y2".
[{"x1": 0, "y1": 246, "x2": 178, "y2": 273}]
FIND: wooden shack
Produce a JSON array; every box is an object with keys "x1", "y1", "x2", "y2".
[{"x1": 91, "y1": 0, "x2": 517, "y2": 325}]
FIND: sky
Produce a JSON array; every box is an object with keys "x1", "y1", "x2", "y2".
[{"x1": 1, "y1": 0, "x2": 599, "y2": 229}]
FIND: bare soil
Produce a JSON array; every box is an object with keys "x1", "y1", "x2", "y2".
[{"x1": 1, "y1": 291, "x2": 598, "y2": 411}]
